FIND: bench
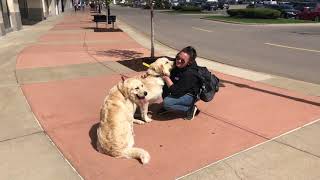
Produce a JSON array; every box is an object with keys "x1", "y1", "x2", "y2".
[
  {"x1": 92, "y1": 15, "x2": 106, "y2": 28},
  {"x1": 92, "y1": 15, "x2": 116, "y2": 28},
  {"x1": 108, "y1": 15, "x2": 117, "y2": 28}
]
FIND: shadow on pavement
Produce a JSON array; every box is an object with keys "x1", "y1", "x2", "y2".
[
  {"x1": 118, "y1": 56, "x2": 175, "y2": 72},
  {"x1": 89, "y1": 122, "x2": 99, "y2": 151},
  {"x1": 96, "y1": 49, "x2": 145, "y2": 60},
  {"x1": 221, "y1": 79, "x2": 320, "y2": 107},
  {"x1": 134, "y1": 103, "x2": 184, "y2": 121},
  {"x1": 81, "y1": 27, "x2": 123, "y2": 32}
]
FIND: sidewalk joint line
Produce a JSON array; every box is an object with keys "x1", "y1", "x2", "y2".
[
  {"x1": 0, "y1": 131, "x2": 43, "y2": 143},
  {"x1": 273, "y1": 139, "x2": 320, "y2": 159},
  {"x1": 224, "y1": 161, "x2": 244, "y2": 180}
]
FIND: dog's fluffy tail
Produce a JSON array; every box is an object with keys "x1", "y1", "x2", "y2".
[{"x1": 122, "y1": 147, "x2": 150, "y2": 164}]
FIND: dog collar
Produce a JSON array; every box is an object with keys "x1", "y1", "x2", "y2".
[{"x1": 145, "y1": 72, "x2": 162, "y2": 78}]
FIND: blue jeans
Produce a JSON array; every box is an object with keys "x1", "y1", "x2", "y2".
[{"x1": 163, "y1": 94, "x2": 195, "y2": 113}]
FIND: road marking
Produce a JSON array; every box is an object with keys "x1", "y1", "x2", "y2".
[
  {"x1": 265, "y1": 43, "x2": 320, "y2": 53},
  {"x1": 192, "y1": 27, "x2": 212, "y2": 32}
]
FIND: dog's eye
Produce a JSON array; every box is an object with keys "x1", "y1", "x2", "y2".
[
  {"x1": 135, "y1": 87, "x2": 139, "y2": 90},
  {"x1": 165, "y1": 62, "x2": 169, "y2": 64}
]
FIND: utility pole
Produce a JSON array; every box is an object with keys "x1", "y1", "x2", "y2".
[{"x1": 150, "y1": 0, "x2": 155, "y2": 58}]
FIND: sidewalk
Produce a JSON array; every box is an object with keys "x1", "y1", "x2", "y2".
[{"x1": 1, "y1": 9, "x2": 320, "y2": 180}]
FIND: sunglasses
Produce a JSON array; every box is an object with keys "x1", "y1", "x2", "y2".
[{"x1": 176, "y1": 57, "x2": 186, "y2": 64}]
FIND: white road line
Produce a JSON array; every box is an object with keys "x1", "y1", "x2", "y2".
[
  {"x1": 265, "y1": 43, "x2": 320, "y2": 53},
  {"x1": 175, "y1": 117, "x2": 320, "y2": 180},
  {"x1": 192, "y1": 27, "x2": 212, "y2": 32}
]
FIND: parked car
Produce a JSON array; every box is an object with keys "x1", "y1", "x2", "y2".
[
  {"x1": 228, "y1": 0, "x2": 243, "y2": 4},
  {"x1": 202, "y1": 1, "x2": 219, "y2": 11},
  {"x1": 263, "y1": 0, "x2": 277, "y2": 5},
  {"x1": 265, "y1": 4, "x2": 300, "y2": 18},
  {"x1": 291, "y1": 2, "x2": 317, "y2": 12},
  {"x1": 186, "y1": 0, "x2": 204, "y2": 8},
  {"x1": 279, "y1": 4, "x2": 300, "y2": 18},
  {"x1": 171, "y1": 0, "x2": 180, "y2": 7},
  {"x1": 296, "y1": 6, "x2": 320, "y2": 21},
  {"x1": 246, "y1": 3, "x2": 265, "y2": 8},
  {"x1": 218, "y1": 0, "x2": 229, "y2": 9}
]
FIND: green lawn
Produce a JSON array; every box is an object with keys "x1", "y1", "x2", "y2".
[{"x1": 202, "y1": 16, "x2": 317, "y2": 24}]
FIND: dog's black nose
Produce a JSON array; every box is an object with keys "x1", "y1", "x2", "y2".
[{"x1": 144, "y1": 91, "x2": 148, "y2": 96}]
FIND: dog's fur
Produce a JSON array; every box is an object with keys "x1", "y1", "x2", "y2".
[
  {"x1": 136, "y1": 57, "x2": 174, "y2": 124},
  {"x1": 97, "y1": 78, "x2": 151, "y2": 164}
]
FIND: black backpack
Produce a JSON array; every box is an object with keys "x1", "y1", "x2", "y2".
[{"x1": 192, "y1": 66, "x2": 220, "y2": 102}]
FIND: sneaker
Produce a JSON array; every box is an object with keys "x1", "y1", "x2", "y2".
[
  {"x1": 185, "y1": 105, "x2": 198, "y2": 120},
  {"x1": 195, "y1": 108, "x2": 200, "y2": 116}
]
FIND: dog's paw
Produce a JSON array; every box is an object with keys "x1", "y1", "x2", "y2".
[
  {"x1": 144, "y1": 117, "x2": 153, "y2": 123},
  {"x1": 133, "y1": 119, "x2": 145, "y2": 125},
  {"x1": 141, "y1": 152, "x2": 150, "y2": 164}
]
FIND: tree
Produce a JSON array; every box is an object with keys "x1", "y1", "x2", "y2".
[
  {"x1": 106, "y1": 0, "x2": 112, "y2": 15},
  {"x1": 150, "y1": 0, "x2": 155, "y2": 58}
]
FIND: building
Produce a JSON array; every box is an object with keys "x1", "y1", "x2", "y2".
[{"x1": 1, "y1": 0, "x2": 73, "y2": 37}]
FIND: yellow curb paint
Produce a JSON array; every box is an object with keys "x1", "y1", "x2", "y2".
[
  {"x1": 143, "y1": 62, "x2": 150, "y2": 67},
  {"x1": 192, "y1": 27, "x2": 212, "y2": 32},
  {"x1": 265, "y1": 43, "x2": 320, "y2": 53}
]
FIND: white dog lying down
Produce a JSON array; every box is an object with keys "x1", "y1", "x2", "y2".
[
  {"x1": 97, "y1": 78, "x2": 151, "y2": 164},
  {"x1": 135, "y1": 57, "x2": 174, "y2": 124}
]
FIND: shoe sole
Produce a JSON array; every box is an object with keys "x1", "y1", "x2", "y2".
[{"x1": 191, "y1": 106, "x2": 198, "y2": 119}]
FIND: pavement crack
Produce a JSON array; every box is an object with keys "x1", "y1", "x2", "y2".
[
  {"x1": 224, "y1": 161, "x2": 244, "y2": 180},
  {"x1": 0, "y1": 131, "x2": 44, "y2": 143},
  {"x1": 273, "y1": 139, "x2": 320, "y2": 159}
]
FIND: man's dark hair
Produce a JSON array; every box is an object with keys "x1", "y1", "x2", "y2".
[{"x1": 176, "y1": 46, "x2": 197, "y2": 64}]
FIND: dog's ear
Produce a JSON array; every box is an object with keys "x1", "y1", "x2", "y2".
[
  {"x1": 159, "y1": 64, "x2": 165, "y2": 75},
  {"x1": 121, "y1": 75, "x2": 126, "y2": 82},
  {"x1": 147, "y1": 64, "x2": 158, "y2": 76},
  {"x1": 117, "y1": 80, "x2": 129, "y2": 98}
]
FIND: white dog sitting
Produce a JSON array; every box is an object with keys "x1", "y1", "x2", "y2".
[
  {"x1": 135, "y1": 57, "x2": 174, "y2": 124},
  {"x1": 97, "y1": 77, "x2": 150, "y2": 164}
]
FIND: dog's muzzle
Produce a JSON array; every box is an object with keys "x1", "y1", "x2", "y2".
[{"x1": 136, "y1": 91, "x2": 148, "y2": 99}]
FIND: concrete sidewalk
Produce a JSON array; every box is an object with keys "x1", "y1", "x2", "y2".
[{"x1": 1, "y1": 9, "x2": 320, "y2": 180}]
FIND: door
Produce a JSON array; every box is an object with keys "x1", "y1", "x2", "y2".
[{"x1": 18, "y1": 0, "x2": 28, "y2": 20}]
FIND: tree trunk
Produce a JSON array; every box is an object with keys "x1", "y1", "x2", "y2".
[{"x1": 150, "y1": 1, "x2": 155, "y2": 58}]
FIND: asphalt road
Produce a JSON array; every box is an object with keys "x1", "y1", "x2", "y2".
[{"x1": 111, "y1": 6, "x2": 320, "y2": 84}]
